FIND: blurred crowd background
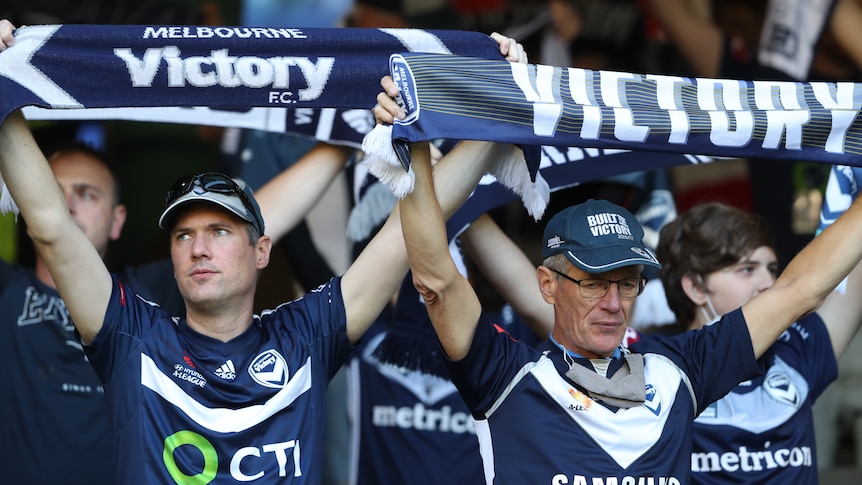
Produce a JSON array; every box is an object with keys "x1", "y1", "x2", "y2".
[{"x1": 1, "y1": 0, "x2": 861, "y2": 481}]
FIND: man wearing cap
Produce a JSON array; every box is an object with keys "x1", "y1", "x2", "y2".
[
  {"x1": 393, "y1": 137, "x2": 862, "y2": 484},
  {"x1": 0, "y1": 25, "x2": 527, "y2": 484},
  {"x1": 0, "y1": 110, "x2": 503, "y2": 484}
]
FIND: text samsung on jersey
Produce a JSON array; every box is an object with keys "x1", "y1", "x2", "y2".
[
  {"x1": 552, "y1": 475, "x2": 680, "y2": 485},
  {"x1": 113, "y1": 46, "x2": 334, "y2": 102}
]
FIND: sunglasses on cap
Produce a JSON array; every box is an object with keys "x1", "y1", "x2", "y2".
[{"x1": 165, "y1": 172, "x2": 264, "y2": 234}]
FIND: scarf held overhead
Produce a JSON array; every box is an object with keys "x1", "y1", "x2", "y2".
[
  {"x1": 0, "y1": 24, "x2": 509, "y2": 213},
  {"x1": 0, "y1": 25, "x2": 505, "y2": 121},
  {"x1": 4, "y1": 25, "x2": 855, "y2": 222},
  {"x1": 362, "y1": 52, "x2": 862, "y2": 198}
]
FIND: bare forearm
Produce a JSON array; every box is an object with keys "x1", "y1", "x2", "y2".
[
  {"x1": 461, "y1": 214, "x2": 553, "y2": 339},
  {"x1": 649, "y1": 0, "x2": 722, "y2": 78},
  {"x1": 254, "y1": 142, "x2": 352, "y2": 242},
  {"x1": 431, "y1": 140, "x2": 516, "y2": 215},
  {"x1": 0, "y1": 111, "x2": 70, "y2": 241},
  {"x1": 401, "y1": 144, "x2": 452, "y2": 287},
  {"x1": 401, "y1": 142, "x2": 482, "y2": 359},
  {"x1": 0, "y1": 110, "x2": 110, "y2": 343},
  {"x1": 744, "y1": 195, "x2": 862, "y2": 357},
  {"x1": 406, "y1": 140, "x2": 515, "y2": 288},
  {"x1": 342, "y1": 139, "x2": 510, "y2": 348}
]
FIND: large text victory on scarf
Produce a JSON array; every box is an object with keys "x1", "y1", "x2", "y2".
[{"x1": 381, "y1": 53, "x2": 862, "y2": 167}]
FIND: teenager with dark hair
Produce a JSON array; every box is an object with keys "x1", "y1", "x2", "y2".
[{"x1": 653, "y1": 202, "x2": 862, "y2": 483}]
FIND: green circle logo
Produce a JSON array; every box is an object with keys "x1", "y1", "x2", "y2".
[{"x1": 163, "y1": 430, "x2": 219, "y2": 484}]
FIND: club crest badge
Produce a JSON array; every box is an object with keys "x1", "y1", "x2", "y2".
[{"x1": 249, "y1": 349, "x2": 289, "y2": 388}]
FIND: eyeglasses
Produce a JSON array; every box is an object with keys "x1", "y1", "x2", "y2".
[
  {"x1": 551, "y1": 269, "x2": 647, "y2": 299},
  {"x1": 165, "y1": 173, "x2": 264, "y2": 234}
]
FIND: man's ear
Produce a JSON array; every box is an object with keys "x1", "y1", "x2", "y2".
[
  {"x1": 109, "y1": 204, "x2": 127, "y2": 241},
  {"x1": 681, "y1": 273, "x2": 707, "y2": 305},
  {"x1": 537, "y1": 266, "x2": 557, "y2": 304},
  {"x1": 256, "y1": 235, "x2": 272, "y2": 269}
]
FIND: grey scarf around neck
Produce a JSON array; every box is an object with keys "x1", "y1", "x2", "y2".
[{"x1": 565, "y1": 353, "x2": 646, "y2": 408}]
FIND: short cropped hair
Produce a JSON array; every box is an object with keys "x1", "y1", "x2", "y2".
[
  {"x1": 542, "y1": 253, "x2": 571, "y2": 275},
  {"x1": 49, "y1": 142, "x2": 122, "y2": 207}
]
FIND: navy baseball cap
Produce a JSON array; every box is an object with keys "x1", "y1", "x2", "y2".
[
  {"x1": 541, "y1": 199, "x2": 660, "y2": 273},
  {"x1": 159, "y1": 173, "x2": 265, "y2": 235}
]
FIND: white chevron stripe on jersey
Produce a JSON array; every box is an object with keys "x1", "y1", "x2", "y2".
[
  {"x1": 475, "y1": 419, "x2": 495, "y2": 485},
  {"x1": 530, "y1": 354, "x2": 686, "y2": 469},
  {"x1": 141, "y1": 353, "x2": 312, "y2": 433},
  {"x1": 694, "y1": 355, "x2": 808, "y2": 432}
]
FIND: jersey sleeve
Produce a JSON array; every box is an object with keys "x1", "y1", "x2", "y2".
[
  {"x1": 267, "y1": 276, "x2": 352, "y2": 381},
  {"x1": 632, "y1": 307, "x2": 762, "y2": 415},
  {"x1": 782, "y1": 313, "x2": 838, "y2": 399},
  {"x1": 119, "y1": 259, "x2": 185, "y2": 317},
  {"x1": 445, "y1": 311, "x2": 537, "y2": 418},
  {"x1": 83, "y1": 275, "x2": 171, "y2": 385}
]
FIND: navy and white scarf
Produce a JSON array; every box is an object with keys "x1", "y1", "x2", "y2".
[
  {"x1": 0, "y1": 24, "x2": 506, "y2": 211},
  {"x1": 0, "y1": 24, "x2": 505, "y2": 116},
  {"x1": 362, "y1": 52, "x2": 862, "y2": 188},
  {"x1": 3, "y1": 23, "x2": 858, "y2": 224}
]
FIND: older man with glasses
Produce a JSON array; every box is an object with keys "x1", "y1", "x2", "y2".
[{"x1": 390, "y1": 128, "x2": 862, "y2": 483}]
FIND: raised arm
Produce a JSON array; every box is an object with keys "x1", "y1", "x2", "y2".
[
  {"x1": 743, "y1": 195, "x2": 862, "y2": 358},
  {"x1": 0, "y1": 110, "x2": 110, "y2": 344},
  {"x1": 340, "y1": 32, "x2": 527, "y2": 346},
  {"x1": 830, "y1": 0, "x2": 862, "y2": 72},
  {"x1": 341, "y1": 139, "x2": 519, "y2": 345},
  {"x1": 459, "y1": 213, "x2": 554, "y2": 339},
  {"x1": 648, "y1": 0, "x2": 723, "y2": 78},
  {"x1": 815, "y1": 260, "x2": 862, "y2": 358},
  {"x1": 399, "y1": 142, "x2": 482, "y2": 359},
  {"x1": 253, "y1": 141, "x2": 353, "y2": 242},
  {"x1": 809, "y1": 168, "x2": 862, "y2": 358},
  {"x1": 1, "y1": 20, "x2": 110, "y2": 336}
]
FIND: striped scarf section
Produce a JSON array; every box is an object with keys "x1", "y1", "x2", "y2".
[{"x1": 362, "y1": 53, "x2": 862, "y2": 207}]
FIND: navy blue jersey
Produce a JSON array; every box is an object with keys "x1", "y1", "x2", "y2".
[
  {"x1": 447, "y1": 307, "x2": 760, "y2": 484},
  {"x1": 690, "y1": 313, "x2": 837, "y2": 484},
  {"x1": 85, "y1": 275, "x2": 350, "y2": 484},
  {"x1": 0, "y1": 258, "x2": 181, "y2": 484},
  {"x1": 347, "y1": 319, "x2": 483, "y2": 485},
  {"x1": 121, "y1": 258, "x2": 186, "y2": 317},
  {"x1": 346, "y1": 300, "x2": 543, "y2": 485}
]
